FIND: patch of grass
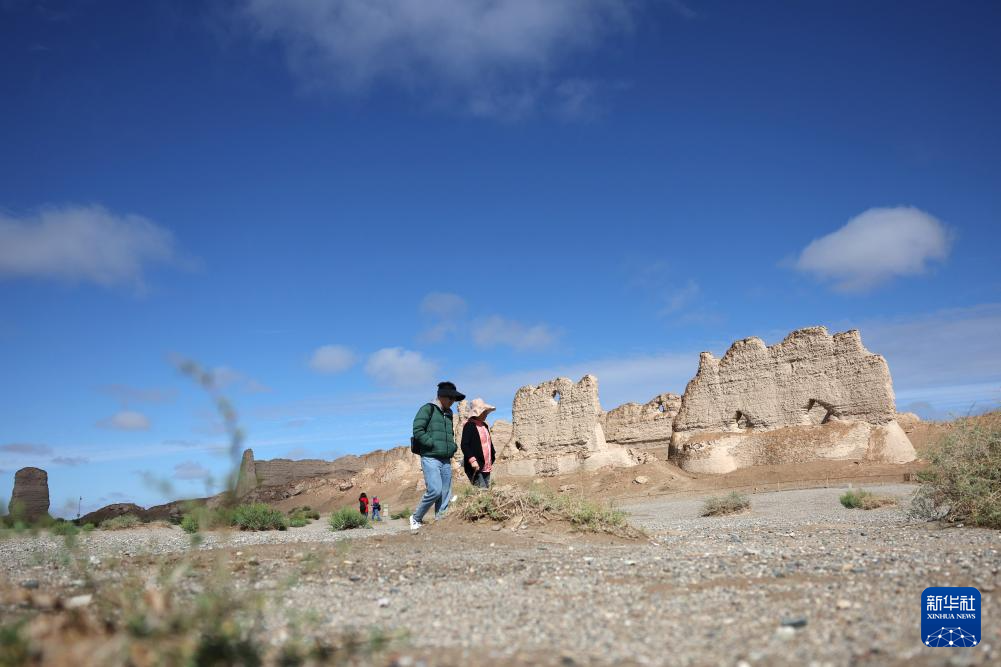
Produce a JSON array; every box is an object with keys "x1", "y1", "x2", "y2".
[
  {"x1": 328, "y1": 507, "x2": 370, "y2": 531},
  {"x1": 701, "y1": 492, "x2": 751, "y2": 517},
  {"x1": 840, "y1": 488, "x2": 897, "y2": 510},
  {"x1": 389, "y1": 507, "x2": 412, "y2": 520},
  {"x1": 50, "y1": 521, "x2": 79, "y2": 537},
  {"x1": 454, "y1": 485, "x2": 636, "y2": 536},
  {"x1": 0, "y1": 619, "x2": 31, "y2": 667},
  {"x1": 81, "y1": 523, "x2": 95, "y2": 532},
  {"x1": 180, "y1": 514, "x2": 199, "y2": 534},
  {"x1": 912, "y1": 411, "x2": 1001, "y2": 527},
  {"x1": 288, "y1": 506, "x2": 320, "y2": 521},
  {"x1": 289, "y1": 516, "x2": 308, "y2": 528},
  {"x1": 101, "y1": 514, "x2": 141, "y2": 530},
  {"x1": 231, "y1": 503, "x2": 288, "y2": 531}
]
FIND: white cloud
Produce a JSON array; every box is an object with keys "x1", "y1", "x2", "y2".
[
  {"x1": 173, "y1": 461, "x2": 210, "y2": 481},
  {"x1": 472, "y1": 315, "x2": 559, "y2": 351},
  {"x1": 0, "y1": 204, "x2": 179, "y2": 290},
  {"x1": 419, "y1": 292, "x2": 467, "y2": 342},
  {"x1": 662, "y1": 279, "x2": 701, "y2": 315},
  {"x1": 98, "y1": 410, "x2": 151, "y2": 431},
  {"x1": 365, "y1": 347, "x2": 437, "y2": 388},
  {"x1": 794, "y1": 206, "x2": 952, "y2": 291},
  {"x1": 211, "y1": 366, "x2": 270, "y2": 393},
  {"x1": 309, "y1": 344, "x2": 356, "y2": 374},
  {"x1": 100, "y1": 384, "x2": 175, "y2": 405},
  {"x1": 420, "y1": 292, "x2": 467, "y2": 319},
  {"x1": 236, "y1": 0, "x2": 636, "y2": 119}
]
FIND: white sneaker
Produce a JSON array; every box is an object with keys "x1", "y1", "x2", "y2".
[
  {"x1": 409, "y1": 515, "x2": 421, "y2": 531},
  {"x1": 451, "y1": 495, "x2": 457, "y2": 503}
]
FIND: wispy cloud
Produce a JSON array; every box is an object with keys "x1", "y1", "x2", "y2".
[
  {"x1": 308, "y1": 344, "x2": 357, "y2": 374},
  {"x1": 97, "y1": 410, "x2": 151, "y2": 431},
  {"x1": 365, "y1": 347, "x2": 438, "y2": 388},
  {"x1": 472, "y1": 315, "x2": 559, "y2": 351},
  {"x1": 173, "y1": 461, "x2": 210, "y2": 481},
  {"x1": 100, "y1": 384, "x2": 176, "y2": 406},
  {"x1": 211, "y1": 366, "x2": 270, "y2": 393},
  {"x1": 794, "y1": 206, "x2": 953, "y2": 292},
  {"x1": 0, "y1": 443, "x2": 54, "y2": 456},
  {"x1": 51, "y1": 456, "x2": 89, "y2": 466},
  {"x1": 419, "y1": 292, "x2": 467, "y2": 343},
  {"x1": 0, "y1": 204, "x2": 183, "y2": 291},
  {"x1": 234, "y1": 0, "x2": 639, "y2": 120}
]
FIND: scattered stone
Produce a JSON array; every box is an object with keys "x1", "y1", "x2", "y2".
[
  {"x1": 20, "y1": 579, "x2": 39, "y2": 590},
  {"x1": 377, "y1": 597, "x2": 390, "y2": 607},
  {"x1": 633, "y1": 476, "x2": 649, "y2": 485},
  {"x1": 837, "y1": 599, "x2": 852, "y2": 609},
  {"x1": 65, "y1": 594, "x2": 92, "y2": 609},
  {"x1": 781, "y1": 617, "x2": 808, "y2": 628},
  {"x1": 774, "y1": 626, "x2": 797, "y2": 641}
]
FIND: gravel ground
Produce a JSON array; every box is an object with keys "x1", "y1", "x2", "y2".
[{"x1": 3, "y1": 484, "x2": 999, "y2": 666}]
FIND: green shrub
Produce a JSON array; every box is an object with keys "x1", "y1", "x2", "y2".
[
  {"x1": 82, "y1": 523, "x2": 95, "y2": 532},
  {"x1": 50, "y1": 521, "x2": 79, "y2": 537},
  {"x1": 180, "y1": 514, "x2": 199, "y2": 534},
  {"x1": 840, "y1": 488, "x2": 897, "y2": 510},
  {"x1": 701, "y1": 492, "x2": 751, "y2": 517},
  {"x1": 912, "y1": 412, "x2": 1001, "y2": 527},
  {"x1": 289, "y1": 516, "x2": 308, "y2": 528},
  {"x1": 231, "y1": 504, "x2": 288, "y2": 531},
  {"x1": 101, "y1": 514, "x2": 141, "y2": 530},
  {"x1": 288, "y1": 506, "x2": 320, "y2": 522},
  {"x1": 389, "y1": 507, "x2": 411, "y2": 520},
  {"x1": 328, "y1": 508, "x2": 369, "y2": 531}
]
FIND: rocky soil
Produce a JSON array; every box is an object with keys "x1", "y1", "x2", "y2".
[{"x1": 2, "y1": 484, "x2": 999, "y2": 666}]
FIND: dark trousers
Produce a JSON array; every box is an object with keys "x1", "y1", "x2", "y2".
[{"x1": 471, "y1": 471, "x2": 491, "y2": 489}]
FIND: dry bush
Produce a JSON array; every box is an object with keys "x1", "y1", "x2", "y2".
[
  {"x1": 454, "y1": 485, "x2": 640, "y2": 537},
  {"x1": 100, "y1": 514, "x2": 141, "y2": 530},
  {"x1": 839, "y1": 489, "x2": 897, "y2": 510},
  {"x1": 701, "y1": 492, "x2": 750, "y2": 516},
  {"x1": 912, "y1": 410, "x2": 1001, "y2": 528}
]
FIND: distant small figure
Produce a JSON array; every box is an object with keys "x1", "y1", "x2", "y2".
[
  {"x1": 371, "y1": 496, "x2": 382, "y2": 522},
  {"x1": 461, "y1": 398, "x2": 497, "y2": 489},
  {"x1": 359, "y1": 492, "x2": 369, "y2": 516}
]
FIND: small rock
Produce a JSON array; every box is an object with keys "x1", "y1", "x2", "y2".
[
  {"x1": 20, "y1": 580, "x2": 39, "y2": 590},
  {"x1": 774, "y1": 626, "x2": 796, "y2": 641},
  {"x1": 633, "y1": 476, "x2": 649, "y2": 485},
  {"x1": 377, "y1": 597, "x2": 390, "y2": 607},
  {"x1": 349, "y1": 575, "x2": 362, "y2": 582},
  {"x1": 65, "y1": 594, "x2": 92, "y2": 609},
  {"x1": 558, "y1": 484, "x2": 576, "y2": 493},
  {"x1": 837, "y1": 599, "x2": 851, "y2": 609},
  {"x1": 781, "y1": 617, "x2": 808, "y2": 628}
]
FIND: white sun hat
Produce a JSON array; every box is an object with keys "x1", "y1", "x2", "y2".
[{"x1": 468, "y1": 397, "x2": 496, "y2": 419}]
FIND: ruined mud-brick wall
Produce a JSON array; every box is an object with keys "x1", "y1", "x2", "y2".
[
  {"x1": 8, "y1": 467, "x2": 50, "y2": 522},
  {"x1": 671, "y1": 327, "x2": 916, "y2": 473},
  {"x1": 502, "y1": 375, "x2": 636, "y2": 477},
  {"x1": 602, "y1": 393, "x2": 681, "y2": 450}
]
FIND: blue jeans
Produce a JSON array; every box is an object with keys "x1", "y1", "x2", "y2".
[
  {"x1": 371, "y1": 508, "x2": 380, "y2": 521},
  {"x1": 414, "y1": 456, "x2": 453, "y2": 522}
]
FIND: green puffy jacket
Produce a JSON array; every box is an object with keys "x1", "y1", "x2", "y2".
[{"x1": 412, "y1": 403, "x2": 457, "y2": 460}]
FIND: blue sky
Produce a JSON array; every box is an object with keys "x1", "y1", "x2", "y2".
[{"x1": 1, "y1": 0, "x2": 999, "y2": 517}]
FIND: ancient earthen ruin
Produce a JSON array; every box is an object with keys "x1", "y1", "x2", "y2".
[
  {"x1": 8, "y1": 467, "x2": 50, "y2": 522},
  {"x1": 498, "y1": 375, "x2": 637, "y2": 477},
  {"x1": 670, "y1": 327, "x2": 916, "y2": 473},
  {"x1": 601, "y1": 393, "x2": 681, "y2": 450}
]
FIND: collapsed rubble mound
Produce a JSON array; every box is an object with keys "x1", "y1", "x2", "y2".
[
  {"x1": 8, "y1": 467, "x2": 50, "y2": 522},
  {"x1": 602, "y1": 393, "x2": 681, "y2": 450},
  {"x1": 671, "y1": 327, "x2": 917, "y2": 473},
  {"x1": 499, "y1": 375, "x2": 637, "y2": 477}
]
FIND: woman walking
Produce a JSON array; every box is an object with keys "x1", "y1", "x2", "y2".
[
  {"x1": 358, "y1": 492, "x2": 369, "y2": 517},
  {"x1": 461, "y1": 398, "x2": 497, "y2": 489}
]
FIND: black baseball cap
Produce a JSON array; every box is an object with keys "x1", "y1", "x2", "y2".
[{"x1": 437, "y1": 381, "x2": 465, "y2": 401}]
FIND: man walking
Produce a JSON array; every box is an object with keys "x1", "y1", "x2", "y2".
[{"x1": 410, "y1": 381, "x2": 465, "y2": 530}]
